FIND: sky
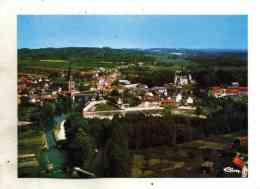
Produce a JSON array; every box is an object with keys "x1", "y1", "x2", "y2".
[{"x1": 17, "y1": 15, "x2": 247, "y2": 49}]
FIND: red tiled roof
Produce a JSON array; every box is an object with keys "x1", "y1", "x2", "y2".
[
  {"x1": 238, "y1": 87, "x2": 248, "y2": 92},
  {"x1": 212, "y1": 86, "x2": 247, "y2": 96},
  {"x1": 225, "y1": 88, "x2": 240, "y2": 94},
  {"x1": 160, "y1": 99, "x2": 176, "y2": 104},
  {"x1": 212, "y1": 86, "x2": 223, "y2": 90}
]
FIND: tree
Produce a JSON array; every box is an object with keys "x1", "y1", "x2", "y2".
[
  {"x1": 63, "y1": 112, "x2": 90, "y2": 169},
  {"x1": 75, "y1": 128, "x2": 97, "y2": 172},
  {"x1": 39, "y1": 102, "x2": 56, "y2": 129},
  {"x1": 105, "y1": 124, "x2": 130, "y2": 177},
  {"x1": 64, "y1": 112, "x2": 88, "y2": 141},
  {"x1": 112, "y1": 80, "x2": 119, "y2": 86},
  {"x1": 55, "y1": 98, "x2": 66, "y2": 115},
  {"x1": 41, "y1": 102, "x2": 56, "y2": 118},
  {"x1": 195, "y1": 105, "x2": 203, "y2": 116}
]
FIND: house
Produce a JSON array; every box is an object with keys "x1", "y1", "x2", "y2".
[
  {"x1": 211, "y1": 86, "x2": 225, "y2": 98},
  {"x1": 118, "y1": 80, "x2": 138, "y2": 89},
  {"x1": 145, "y1": 92, "x2": 154, "y2": 97},
  {"x1": 186, "y1": 97, "x2": 194, "y2": 105},
  {"x1": 97, "y1": 76, "x2": 113, "y2": 91},
  {"x1": 211, "y1": 86, "x2": 248, "y2": 98},
  {"x1": 124, "y1": 84, "x2": 138, "y2": 89},
  {"x1": 225, "y1": 87, "x2": 248, "y2": 96},
  {"x1": 138, "y1": 84, "x2": 149, "y2": 90},
  {"x1": 238, "y1": 86, "x2": 248, "y2": 95},
  {"x1": 144, "y1": 93, "x2": 160, "y2": 102},
  {"x1": 140, "y1": 101, "x2": 151, "y2": 108},
  {"x1": 117, "y1": 98, "x2": 123, "y2": 105},
  {"x1": 29, "y1": 97, "x2": 37, "y2": 104},
  {"x1": 119, "y1": 80, "x2": 131, "y2": 85},
  {"x1": 176, "y1": 93, "x2": 183, "y2": 103},
  {"x1": 224, "y1": 88, "x2": 240, "y2": 96},
  {"x1": 151, "y1": 86, "x2": 168, "y2": 96},
  {"x1": 160, "y1": 99, "x2": 176, "y2": 106},
  {"x1": 232, "y1": 82, "x2": 240, "y2": 87}
]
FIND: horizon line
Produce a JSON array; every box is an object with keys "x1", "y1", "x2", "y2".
[{"x1": 18, "y1": 46, "x2": 248, "y2": 51}]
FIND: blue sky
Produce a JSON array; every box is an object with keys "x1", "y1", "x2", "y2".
[{"x1": 18, "y1": 15, "x2": 247, "y2": 49}]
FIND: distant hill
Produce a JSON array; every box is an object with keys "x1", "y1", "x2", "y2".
[
  {"x1": 18, "y1": 47, "x2": 155, "y2": 63},
  {"x1": 145, "y1": 48, "x2": 247, "y2": 57},
  {"x1": 18, "y1": 47, "x2": 247, "y2": 72}
]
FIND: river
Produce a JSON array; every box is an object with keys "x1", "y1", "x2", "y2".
[{"x1": 38, "y1": 114, "x2": 66, "y2": 177}]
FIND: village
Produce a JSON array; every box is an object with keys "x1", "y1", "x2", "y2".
[{"x1": 18, "y1": 65, "x2": 247, "y2": 120}]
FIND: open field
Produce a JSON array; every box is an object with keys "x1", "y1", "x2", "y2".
[
  {"x1": 18, "y1": 59, "x2": 116, "y2": 72},
  {"x1": 18, "y1": 129, "x2": 45, "y2": 177},
  {"x1": 18, "y1": 129, "x2": 45, "y2": 154},
  {"x1": 130, "y1": 132, "x2": 247, "y2": 177}
]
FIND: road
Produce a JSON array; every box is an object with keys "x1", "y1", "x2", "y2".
[{"x1": 83, "y1": 104, "x2": 164, "y2": 119}]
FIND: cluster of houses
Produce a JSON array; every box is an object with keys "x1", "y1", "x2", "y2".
[
  {"x1": 82, "y1": 71, "x2": 197, "y2": 120},
  {"x1": 111, "y1": 76, "x2": 195, "y2": 108},
  {"x1": 18, "y1": 69, "x2": 198, "y2": 115},
  {"x1": 18, "y1": 73, "x2": 67, "y2": 105},
  {"x1": 93, "y1": 69, "x2": 120, "y2": 91},
  {"x1": 210, "y1": 83, "x2": 248, "y2": 98}
]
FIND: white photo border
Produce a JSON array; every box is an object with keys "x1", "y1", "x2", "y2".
[{"x1": 0, "y1": 0, "x2": 259, "y2": 189}]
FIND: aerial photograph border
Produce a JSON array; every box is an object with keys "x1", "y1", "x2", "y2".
[{"x1": 1, "y1": 0, "x2": 260, "y2": 189}]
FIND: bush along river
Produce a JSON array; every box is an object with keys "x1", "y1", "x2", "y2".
[{"x1": 38, "y1": 114, "x2": 67, "y2": 178}]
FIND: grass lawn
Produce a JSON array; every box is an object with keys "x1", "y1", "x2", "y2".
[{"x1": 95, "y1": 103, "x2": 119, "y2": 111}]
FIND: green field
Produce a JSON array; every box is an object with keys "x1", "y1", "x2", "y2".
[
  {"x1": 18, "y1": 129, "x2": 45, "y2": 154},
  {"x1": 18, "y1": 59, "x2": 116, "y2": 72},
  {"x1": 130, "y1": 132, "x2": 247, "y2": 177},
  {"x1": 95, "y1": 103, "x2": 119, "y2": 111}
]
